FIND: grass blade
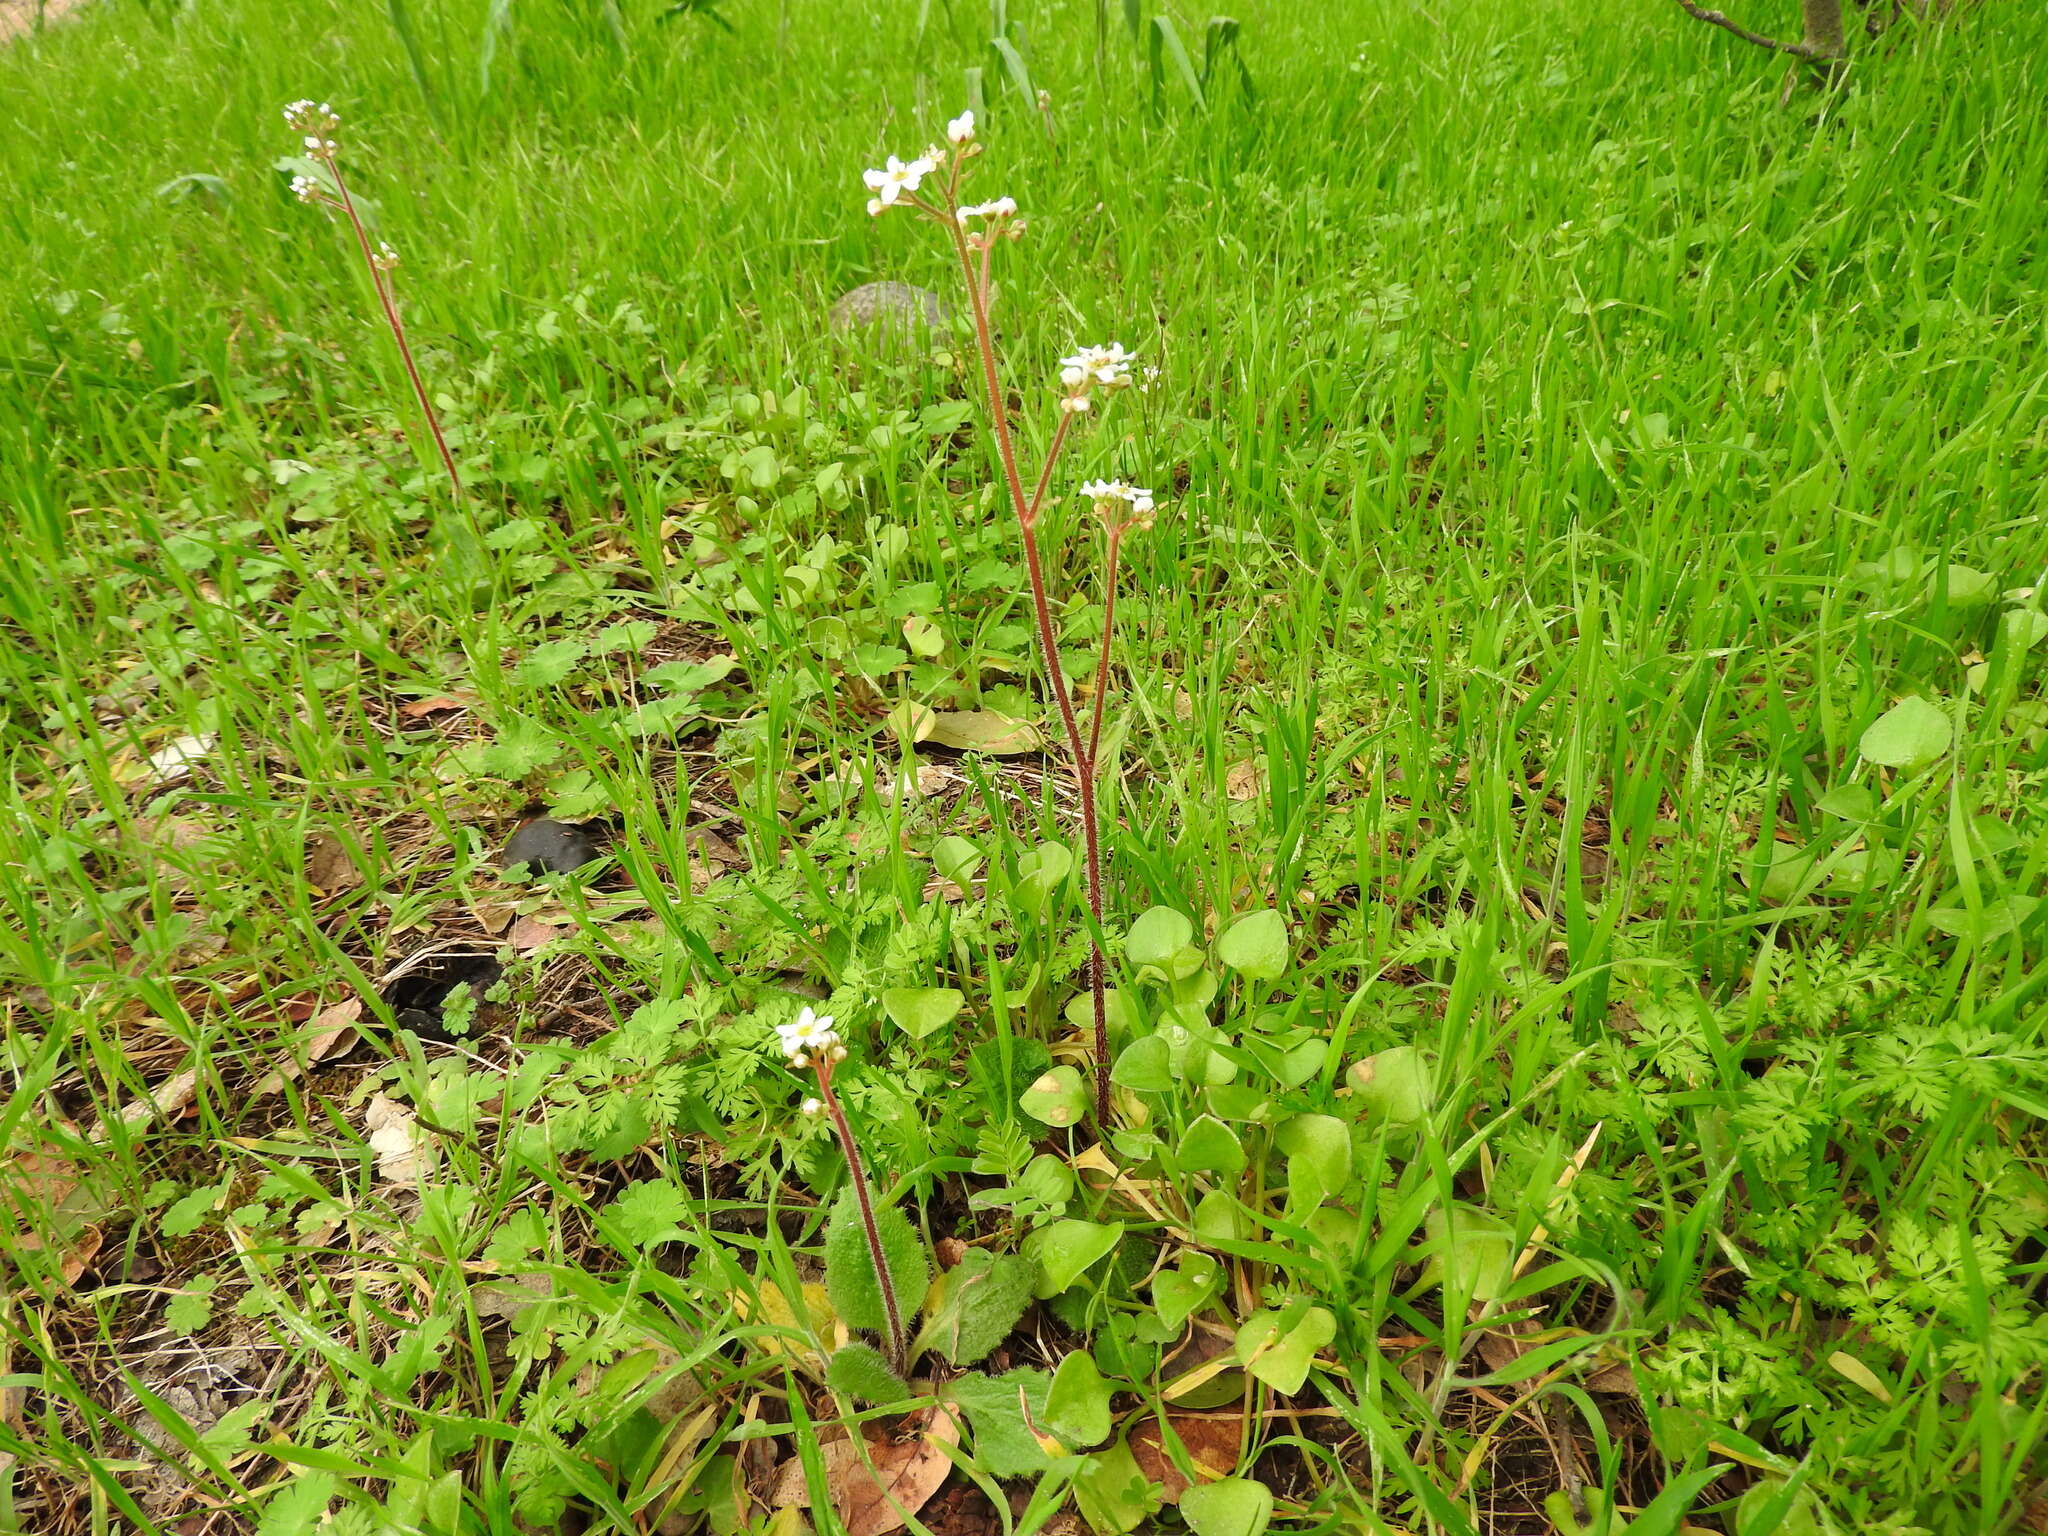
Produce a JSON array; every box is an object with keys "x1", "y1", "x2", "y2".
[{"x1": 384, "y1": 0, "x2": 444, "y2": 127}]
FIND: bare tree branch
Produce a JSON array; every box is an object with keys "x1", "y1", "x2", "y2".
[{"x1": 1670, "y1": 0, "x2": 1822, "y2": 55}]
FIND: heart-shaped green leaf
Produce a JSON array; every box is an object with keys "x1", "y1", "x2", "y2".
[
  {"x1": 1127, "y1": 907, "x2": 1195, "y2": 969},
  {"x1": 1176, "y1": 1114, "x2": 1246, "y2": 1175},
  {"x1": 1044, "y1": 1349, "x2": 1113, "y2": 1448},
  {"x1": 1111, "y1": 1033, "x2": 1174, "y2": 1092},
  {"x1": 1152, "y1": 1253, "x2": 1222, "y2": 1331},
  {"x1": 1026, "y1": 1219, "x2": 1124, "y2": 1296},
  {"x1": 1215, "y1": 909, "x2": 1288, "y2": 980},
  {"x1": 881, "y1": 986, "x2": 964, "y2": 1040},
  {"x1": 1234, "y1": 1303, "x2": 1335, "y2": 1394}
]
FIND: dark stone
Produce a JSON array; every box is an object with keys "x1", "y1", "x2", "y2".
[
  {"x1": 500, "y1": 818, "x2": 605, "y2": 879},
  {"x1": 381, "y1": 949, "x2": 504, "y2": 1044}
]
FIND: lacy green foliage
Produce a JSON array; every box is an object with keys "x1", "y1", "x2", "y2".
[{"x1": 823, "y1": 1183, "x2": 928, "y2": 1338}]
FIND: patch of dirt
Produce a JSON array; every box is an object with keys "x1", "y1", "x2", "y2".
[{"x1": 0, "y1": 0, "x2": 93, "y2": 43}]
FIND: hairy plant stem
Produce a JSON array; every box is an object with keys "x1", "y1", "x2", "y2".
[
  {"x1": 324, "y1": 159, "x2": 465, "y2": 514},
  {"x1": 813, "y1": 1061, "x2": 907, "y2": 1375},
  {"x1": 946, "y1": 222, "x2": 1114, "y2": 1127}
]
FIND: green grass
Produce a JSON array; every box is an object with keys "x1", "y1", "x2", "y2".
[{"x1": 3, "y1": 0, "x2": 2048, "y2": 1532}]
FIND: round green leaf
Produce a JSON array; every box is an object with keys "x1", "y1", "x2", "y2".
[
  {"x1": 1110, "y1": 1034, "x2": 1174, "y2": 1093},
  {"x1": 1215, "y1": 909, "x2": 1288, "y2": 980},
  {"x1": 1026, "y1": 1219, "x2": 1124, "y2": 1297},
  {"x1": 1176, "y1": 1114, "x2": 1246, "y2": 1175},
  {"x1": 1127, "y1": 907, "x2": 1195, "y2": 969},
  {"x1": 1346, "y1": 1045, "x2": 1433, "y2": 1128},
  {"x1": 1858, "y1": 696, "x2": 1951, "y2": 771},
  {"x1": 1019, "y1": 1065, "x2": 1089, "y2": 1128},
  {"x1": 1181, "y1": 1479, "x2": 1273, "y2": 1536}
]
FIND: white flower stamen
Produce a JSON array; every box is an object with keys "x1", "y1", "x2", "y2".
[
  {"x1": 860, "y1": 154, "x2": 936, "y2": 212},
  {"x1": 956, "y1": 196, "x2": 1018, "y2": 226},
  {"x1": 774, "y1": 1006, "x2": 841, "y2": 1063}
]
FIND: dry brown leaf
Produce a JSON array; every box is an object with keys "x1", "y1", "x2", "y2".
[
  {"x1": 305, "y1": 832, "x2": 365, "y2": 894},
  {"x1": 398, "y1": 695, "x2": 474, "y2": 719},
  {"x1": 921, "y1": 710, "x2": 1041, "y2": 755},
  {"x1": 91, "y1": 1066, "x2": 201, "y2": 1142},
  {"x1": 253, "y1": 998, "x2": 362, "y2": 1097},
  {"x1": 1129, "y1": 1411, "x2": 1241, "y2": 1503},
  {"x1": 1224, "y1": 760, "x2": 1266, "y2": 801},
  {"x1": 507, "y1": 914, "x2": 568, "y2": 953},
  {"x1": 471, "y1": 896, "x2": 518, "y2": 935},
  {"x1": 772, "y1": 1405, "x2": 961, "y2": 1536},
  {"x1": 3, "y1": 1150, "x2": 110, "y2": 1286},
  {"x1": 365, "y1": 1095, "x2": 424, "y2": 1187}
]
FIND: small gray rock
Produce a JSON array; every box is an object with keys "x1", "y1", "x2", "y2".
[
  {"x1": 501, "y1": 818, "x2": 605, "y2": 878},
  {"x1": 829, "y1": 280, "x2": 952, "y2": 337}
]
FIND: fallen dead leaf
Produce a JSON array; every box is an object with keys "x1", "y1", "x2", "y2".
[
  {"x1": 253, "y1": 998, "x2": 362, "y2": 1097},
  {"x1": 507, "y1": 914, "x2": 568, "y2": 953},
  {"x1": 1130, "y1": 1411, "x2": 1241, "y2": 1504},
  {"x1": 398, "y1": 695, "x2": 474, "y2": 719},
  {"x1": 140, "y1": 732, "x2": 215, "y2": 785},
  {"x1": 471, "y1": 896, "x2": 518, "y2": 935},
  {"x1": 364, "y1": 1095, "x2": 424, "y2": 1187},
  {"x1": 2, "y1": 1149, "x2": 112, "y2": 1286},
  {"x1": 1224, "y1": 760, "x2": 1266, "y2": 801},
  {"x1": 305, "y1": 831, "x2": 365, "y2": 894},
  {"x1": 92, "y1": 1066, "x2": 200, "y2": 1141},
  {"x1": 772, "y1": 1405, "x2": 961, "y2": 1536},
  {"x1": 921, "y1": 710, "x2": 1041, "y2": 755}
]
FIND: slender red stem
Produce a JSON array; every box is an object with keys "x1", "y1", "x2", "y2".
[
  {"x1": 946, "y1": 216, "x2": 1112, "y2": 1126},
  {"x1": 814, "y1": 1060, "x2": 907, "y2": 1376},
  {"x1": 1088, "y1": 529, "x2": 1122, "y2": 774},
  {"x1": 325, "y1": 158, "x2": 463, "y2": 511}
]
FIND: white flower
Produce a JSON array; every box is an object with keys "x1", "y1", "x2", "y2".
[
  {"x1": 1079, "y1": 479, "x2": 1154, "y2": 513},
  {"x1": 775, "y1": 1006, "x2": 840, "y2": 1063},
  {"x1": 947, "y1": 110, "x2": 976, "y2": 144},
  {"x1": 371, "y1": 241, "x2": 400, "y2": 271},
  {"x1": 290, "y1": 174, "x2": 321, "y2": 203},
  {"x1": 866, "y1": 197, "x2": 886, "y2": 218},
  {"x1": 956, "y1": 196, "x2": 1017, "y2": 225},
  {"x1": 1060, "y1": 395, "x2": 1092, "y2": 414},
  {"x1": 1059, "y1": 342, "x2": 1135, "y2": 388},
  {"x1": 861, "y1": 154, "x2": 936, "y2": 209},
  {"x1": 800, "y1": 1097, "x2": 826, "y2": 1118},
  {"x1": 283, "y1": 100, "x2": 339, "y2": 135}
]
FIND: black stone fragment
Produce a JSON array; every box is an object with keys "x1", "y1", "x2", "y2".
[{"x1": 500, "y1": 818, "x2": 605, "y2": 879}]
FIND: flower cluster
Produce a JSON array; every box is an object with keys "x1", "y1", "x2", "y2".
[
  {"x1": 956, "y1": 196, "x2": 1017, "y2": 226},
  {"x1": 285, "y1": 101, "x2": 340, "y2": 161},
  {"x1": 371, "y1": 241, "x2": 400, "y2": 272},
  {"x1": 775, "y1": 1006, "x2": 844, "y2": 1070},
  {"x1": 1058, "y1": 342, "x2": 1136, "y2": 413},
  {"x1": 290, "y1": 174, "x2": 324, "y2": 204},
  {"x1": 1078, "y1": 479, "x2": 1157, "y2": 531}
]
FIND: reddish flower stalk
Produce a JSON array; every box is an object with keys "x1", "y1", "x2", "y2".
[
  {"x1": 284, "y1": 101, "x2": 463, "y2": 514},
  {"x1": 868, "y1": 119, "x2": 1153, "y2": 1127},
  {"x1": 785, "y1": 1008, "x2": 907, "y2": 1375}
]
